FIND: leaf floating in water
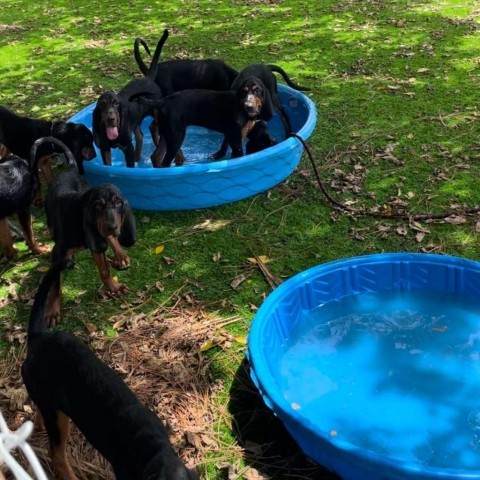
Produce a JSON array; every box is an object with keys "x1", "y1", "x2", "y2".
[
  {"x1": 329, "y1": 430, "x2": 338, "y2": 437},
  {"x1": 291, "y1": 402, "x2": 301, "y2": 410}
]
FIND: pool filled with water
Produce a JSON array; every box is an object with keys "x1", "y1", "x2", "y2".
[{"x1": 279, "y1": 289, "x2": 480, "y2": 470}]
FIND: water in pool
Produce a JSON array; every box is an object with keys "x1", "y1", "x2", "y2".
[
  {"x1": 280, "y1": 289, "x2": 480, "y2": 470},
  {"x1": 104, "y1": 114, "x2": 286, "y2": 167}
]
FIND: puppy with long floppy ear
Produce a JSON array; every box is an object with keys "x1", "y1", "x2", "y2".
[
  {"x1": 44, "y1": 148, "x2": 136, "y2": 326},
  {"x1": 92, "y1": 30, "x2": 168, "y2": 167},
  {"x1": 22, "y1": 260, "x2": 199, "y2": 480}
]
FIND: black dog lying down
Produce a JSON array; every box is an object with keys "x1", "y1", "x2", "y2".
[
  {"x1": 137, "y1": 76, "x2": 271, "y2": 167},
  {"x1": 44, "y1": 165, "x2": 136, "y2": 325},
  {"x1": 92, "y1": 30, "x2": 169, "y2": 168},
  {"x1": 245, "y1": 120, "x2": 277, "y2": 155},
  {"x1": 231, "y1": 63, "x2": 309, "y2": 135},
  {"x1": 0, "y1": 105, "x2": 96, "y2": 186},
  {"x1": 22, "y1": 260, "x2": 198, "y2": 480},
  {"x1": 0, "y1": 137, "x2": 73, "y2": 259}
]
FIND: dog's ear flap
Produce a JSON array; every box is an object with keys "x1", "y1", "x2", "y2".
[
  {"x1": 261, "y1": 88, "x2": 275, "y2": 121},
  {"x1": 82, "y1": 191, "x2": 107, "y2": 252},
  {"x1": 119, "y1": 200, "x2": 136, "y2": 248}
]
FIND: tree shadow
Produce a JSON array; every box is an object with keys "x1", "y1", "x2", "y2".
[{"x1": 227, "y1": 357, "x2": 340, "y2": 480}]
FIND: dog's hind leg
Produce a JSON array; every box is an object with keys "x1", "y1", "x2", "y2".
[
  {"x1": 16, "y1": 207, "x2": 50, "y2": 255},
  {"x1": 134, "y1": 125, "x2": 144, "y2": 162},
  {"x1": 0, "y1": 218, "x2": 17, "y2": 258},
  {"x1": 148, "y1": 119, "x2": 160, "y2": 146},
  {"x1": 44, "y1": 244, "x2": 72, "y2": 327},
  {"x1": 42, "y1": 408, "x2": 78, "y2": 480}
]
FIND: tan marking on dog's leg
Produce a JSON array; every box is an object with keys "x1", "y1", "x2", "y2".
[
  {"x1": 106, "y1": 235, "x2": 130, "y2": 269},
  {"x1": 241, "y1": 119, "x2": 257, "y2": 141},
  {"x1": 0, "y1": 218, "x2": 17, "y2": 258},
  {"x1": 17, "y1": 211, "x2": 50, "y2": 255},
  {"x1": 50, "y1": 412, "x2": 78, "y2": 480},
  {"x1": 0, "y1": 144, "x2": 11, "y2": 159},
  {"x1": 91, "y1": 251, "x2": 128, "y2": 295},
  {"x1": 37, "y1": 155, "x2": 54, "y2": 183}
]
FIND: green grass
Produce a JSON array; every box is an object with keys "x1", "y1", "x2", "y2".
[{"x1": 1, "y1": 0, "x2": 480, "y2": 478}]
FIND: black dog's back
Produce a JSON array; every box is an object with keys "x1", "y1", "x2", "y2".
[
  {"x1": 134, "y1": 35, "x2": 238, "y2": 95},
  {"x1": 22, "y1": 261, "x2": 198, "y2": 480},
  {"x1": 44, "y1": 169, "x2": 90, "y2": 248}
]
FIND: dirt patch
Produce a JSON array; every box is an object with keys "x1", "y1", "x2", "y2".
[{"x1": 0, "y1": 306, "x2": 232, "y2": 479}]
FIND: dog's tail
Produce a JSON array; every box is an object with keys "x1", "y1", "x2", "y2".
[
  {"x1": 146, "y1": 29, "x2": 169, "y2": 80},
  {"x1": 28, "y1": 260, "x2": 74, "y2": 340},
  {"x1": 30, "y1": 136, "x2": 78, "y2": 172},
  {"x1": 267, "y1": 65, "x2": 310, "y2": 91},
  {"x1": 133, "y1": 37, "x2": 151, "y2": 76}
]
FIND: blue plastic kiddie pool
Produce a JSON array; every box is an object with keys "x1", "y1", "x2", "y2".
[
  {"x1": 69, "y1": 84, "x2": 316, "y2": 211},
  {"x1": 248, "y1": 253, "x2": 480, "y2": 480}
]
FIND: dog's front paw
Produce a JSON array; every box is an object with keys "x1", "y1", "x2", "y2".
[
  {"x1": 45, "y1": 308, "x2": 61, "y2": 327},
  {"x1": 103, "y1": 278, "x2": 129, "y2": 297},
  {"x1": 31, "y1": 243, "x2": 51, "y2": 255},
  {"x1": 108, "y1": 253, "x2": 130, "y2": 270}
]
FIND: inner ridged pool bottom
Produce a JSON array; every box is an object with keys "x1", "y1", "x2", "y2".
[{"x1": 279, "y1": 289, "x2": 480, "y2": 470}]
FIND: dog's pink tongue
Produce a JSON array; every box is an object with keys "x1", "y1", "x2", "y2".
[{"x1": 106, "y1": 127, "x2": 119, "y2": 140}]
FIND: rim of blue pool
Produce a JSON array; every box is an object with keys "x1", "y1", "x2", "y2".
[
  {"x1": 69, "y1": 84, "x2": 317, "y2": 211},
  {"x1": 248, "y1": 252, "x2": 480, "y2": 480}
]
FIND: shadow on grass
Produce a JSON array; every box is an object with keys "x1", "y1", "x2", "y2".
[{"x1": 227, "y1": 357, "x2": 340, "y2": 480}]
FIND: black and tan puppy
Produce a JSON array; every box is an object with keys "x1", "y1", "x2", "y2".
[
  {"x1": 0, "y1": 106, "x2": 96, "y2": 181},
  {"x1": 44, "y1": 165, "x2": 135, "y2": 325},
  {"x1": 231, "y1": 63, "x2": 309, "y2": 135},
  {"x1": 134, "y1": 34, "x2": 237, "y2": 95},
  {"x1": 138, "y1": 76, "x2": 270, "y2": 167},
  {"x1": 0, "y1": 137, "x2": 73, "y2": 259},
  {"x1": 92, "y1": 30, "x2": 169, "y2": 168},
  {"x1": 22, "y1": 260, "x2": 198, "y2": 480},
  {"x1": 245, "y1": 120, "x2": 277, "y2": 155}
]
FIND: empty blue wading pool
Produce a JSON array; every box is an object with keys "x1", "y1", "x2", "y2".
[
  {"x1": 69, "y1": 84, "x2": 316, "y2": 211},
  {"x1": 248, "y1": 253, "x2": 480, "y2": 480}
]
